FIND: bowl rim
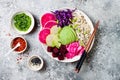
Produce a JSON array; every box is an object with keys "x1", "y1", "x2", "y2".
[
  {"x1": 11, "y1": 11, "x2": 35, "y2": 35},
  {"x1": 10, "y1": 36, "x2": 27, "y2": 54},
  {"x1": 27, "y1": 55, "x2": 44, "y2": 71}
]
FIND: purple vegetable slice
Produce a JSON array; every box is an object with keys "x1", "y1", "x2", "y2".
[{"x1": 52, "y1": 9, "x2": 75, "y2": 27}]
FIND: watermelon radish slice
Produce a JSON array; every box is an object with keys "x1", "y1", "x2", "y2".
[
  {"x1": 44, "y1": 20, "x2": 57, "y2": 29},
  {"x1": 40, "y1": 13, "x2": 56, "y2": 27},
  {"x1": 39, "y1": 28, "x2": 50, "y2": 44}
]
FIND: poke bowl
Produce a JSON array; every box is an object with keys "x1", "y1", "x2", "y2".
[{"x1": 38, "y1": 8, "x2": 94, "y2": 62}]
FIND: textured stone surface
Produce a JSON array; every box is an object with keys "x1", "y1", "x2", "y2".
[{"x1": 0, "y1": 0, "x2": 120, "y2": 80}]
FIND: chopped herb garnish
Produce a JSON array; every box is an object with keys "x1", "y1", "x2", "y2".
[{"x1": 13, "y1": 13, "x2": 31, "y2": 31}]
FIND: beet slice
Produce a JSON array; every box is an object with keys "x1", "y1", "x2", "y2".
[
  {"x1": 44, "y1": 20, "x2": 57, "y2": 29},
  {"x1": 39, "y1": 28, "x2": 50, "y2": 44},
  {"x1": 40, "y1": 13, "x2": 56, "y2": 27}
]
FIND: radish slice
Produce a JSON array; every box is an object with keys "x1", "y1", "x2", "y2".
[
  {"x1": 68, "y1": 45, "x2": 78, "y2": 54},
  {"x1": 66, "y1": 42, "x2": 79, "y2": 53},
  {"x1": 77, "y1": 47, "x2": 85, "y2": 55},
  {"x1": 66, "y1": 52, "x2": 75, "y2": 59},
  {"x1": 40, "y1": 13, "x2": 56, "y2": 27},
  {"x1": 66, "y1": 42, "x2": 85, "y2": 59},
  {"x1": 44, "y1": 20, "x2": 57, "y2": 29},
  {"x1": 39, "y1": 28, "x2": 50, "y2": 44}
]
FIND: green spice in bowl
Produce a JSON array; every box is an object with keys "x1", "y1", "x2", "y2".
[{"x1": 11, "y1": 11, "x2": 35, "y2": 34}]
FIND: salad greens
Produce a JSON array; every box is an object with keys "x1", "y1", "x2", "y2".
[{"x1": 13, "y1": 13, "x2": 31, "y2": 31}]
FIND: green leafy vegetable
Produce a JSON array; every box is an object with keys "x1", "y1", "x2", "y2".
[{"x1": 13, "y1": 13, "x2": 31, "y2": 31}]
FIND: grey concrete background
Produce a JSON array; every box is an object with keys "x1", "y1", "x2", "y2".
[{"x1": 0, "y1": 0, "x2": 120, "y2": 80}]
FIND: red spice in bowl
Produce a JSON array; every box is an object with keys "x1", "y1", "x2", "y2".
[{"x1": 11, "y1": 37, "x2": 27, "y2": 53}]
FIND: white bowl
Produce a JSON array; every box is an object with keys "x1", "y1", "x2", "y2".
[
  {"x1": 11, "y1": 11, "x2": 35, "y2": 34},
  {"x1": 10, "y1": 36, "x2": 27, "y2": 54},
  {"x1": 39, "y1": 9, "x2": 94, "y2": 62},
  {"x1": 27, "y1": 55, "x2": 44, "y2": 71}
]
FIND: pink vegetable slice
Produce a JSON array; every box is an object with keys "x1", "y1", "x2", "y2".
[
  {"x1": 65, "y1": 42, "x2": 85, "y2": 59},
  {"x1": 66, "y1": 52, "x2": 75, "y2": 59},
  {"x1": 66, "y1": 47, "x2": 85, "y2": 59},
  {"x1": 40, "y1": 13, "x2": 56, "y2": 27},
  {"x1": 44, "y1": 20, "x2": 57, "y2": 29},
  {"x1": 77, "y1": 47, "x2": 85, "y2": 55},
  {"x1": 68, "y1": 45, "x2": 78, "y2": 54},
  {"x1": 66, "y1": 42, "x2": 79, "y2": 54},
  {"x1": 39, "y1": 28, "x2": 50, "y2": 44}
]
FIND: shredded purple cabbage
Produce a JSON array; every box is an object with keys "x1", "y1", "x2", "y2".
[{"x1": 52, "y1": 9, "x2": 75, "y2": 27}]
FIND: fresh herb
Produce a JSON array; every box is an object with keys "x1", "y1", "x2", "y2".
[{"x1": 13, "y1": 13, "x2": 31, "y2": 31}]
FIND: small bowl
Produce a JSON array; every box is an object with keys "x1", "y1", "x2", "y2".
[
  {"x1": 27, "y1": 55, "x2": 44, "y2": 71},
  {"x1": 10, "y1": 36, "x2": 27, "y2": 54},
  {"x1": 11, "y1": 11, "x2": 35, "y2": 34}
]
